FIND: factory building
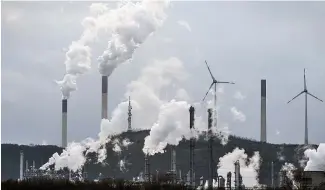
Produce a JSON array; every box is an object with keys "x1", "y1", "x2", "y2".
[{"x1": 301, "y1": 171, "x2": 325, "y2": 189}]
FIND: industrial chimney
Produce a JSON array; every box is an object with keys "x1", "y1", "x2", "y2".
[
  {"x1": 20, "y1": 151, "x2": 24, "y2": 180},
  {"x1": 102, "y1": 76, "x2": 108, "y2": 119},
  {"x1": 62, "y1": 99, "x2": 68, "y2": 148},
  {"x1": 189, "y1": 106, "x2": 195, "y2": 189},
  {"x1": 261, "y1": 79, "x2": 267, "y2": 142},
  {"x1": 170, "y1": 146, "x2": 177, "y2": 183},
  {"x1": 208, "y1": 108, "x2": 213, "y2": 189}
]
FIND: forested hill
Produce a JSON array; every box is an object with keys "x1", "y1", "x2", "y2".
[{"x1": 1, "y1": 130, "x2": 312, "y2": 186}]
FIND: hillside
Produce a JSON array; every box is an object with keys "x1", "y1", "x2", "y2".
[{"x1": 1, "y1": 130, "x2": 311, "y2": 186}]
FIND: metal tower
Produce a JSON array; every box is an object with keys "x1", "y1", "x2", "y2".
[
  {"x1": 128, "y1": 96, "x2": 132, "y2": 131},
  {"x1": 287, "y1": 69, "x2": 323, "y2": 145}
]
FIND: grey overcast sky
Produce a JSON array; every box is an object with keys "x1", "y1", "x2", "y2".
[{"x1": 1, "y1": 1, "x2": 325, "y2": 146}]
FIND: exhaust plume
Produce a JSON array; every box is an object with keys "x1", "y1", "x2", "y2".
[
  {"x1": 42, "y1": 1, "x2": 170, "y2": 172},
  {"x1": 142, "y1": 100, "x2": 203, "y2": 155},
  {"x1": 304, "y1": 143, "x2": 325, "y2": 171},
  {"x1": 56, "y1": 4, "x2": 107, "y2": 99},
  {"x1": 217, "y1": 148, "x2": 261, "y2": 188},
  {"x1": 98, "y1": 0, "x2": 170, "y2": 77}
]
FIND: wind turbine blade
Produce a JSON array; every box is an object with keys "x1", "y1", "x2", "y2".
[
  {"x1": 287, "y1": 91, "x2": 304, "y2": 104},
  {"x1": 202, "y1": 82, "x2": 214, "y2": 101},
  {"x1": 218, "y1": 81, "x2": 235, "y2": 84},
  {"x1": 304, "y1": 68, "x2": 307, "y2": 90},
  {"x1": 205, "y1": 60, "x2": 215, "y2": 81},
  {"x1": 307, "y1": 92, "x2": 323, "y2": 102}
]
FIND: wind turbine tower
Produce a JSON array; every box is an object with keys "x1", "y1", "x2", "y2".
[
  {"x1": 202, "y1": 60, "x2": 235, "y2": 189},
  {"x1": 287, "y1": 68, "x2": 323, "y2": 145}
]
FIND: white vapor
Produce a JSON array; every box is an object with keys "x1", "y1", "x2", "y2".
[
  {"x1": 41, "y1": 0, "x2": 170, "y2": 172},
  {"x1": 230, "y1": 107, "x2": 246, "y2": 122},
  {"x1": 98, "y1": 0, "x2": 170, "y2": 77},
  {"x1": 304, "y1": 143, "x2": 325, "y2": 171},
  {"x1": 143, "y1": 100, "x2": 203, "y2": 155},
  {"x1": 217, "y1": 148, "x2": 261, "y2": 188},
  {"x1": 177, "y1": 20, "x2": 191, "y2": 32},
  {"x1": 56, "y1": 3, "x2": 108, "y2": 99},
  {"x1": 233, "y1": 91, "x2": 246, "y2": 100}
]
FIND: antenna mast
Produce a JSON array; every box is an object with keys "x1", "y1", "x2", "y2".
[{"x1": 128, "y1": 96, "x2": 132, "y2": 132}]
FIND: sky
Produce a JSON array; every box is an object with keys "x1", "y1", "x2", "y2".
[{"x1": 1, "y1": 1, "x2": 325, "y2": 146}]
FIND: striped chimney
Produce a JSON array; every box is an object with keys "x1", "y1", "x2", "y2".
[
  {"x1": 261, "y1": 79, "x2": 267, "y2": 142},
  {"x1": 62, "y1": 99, "x2": 68, "y2": 148},
  {"x1": 102, "y1": 76, "x2": 108, "y2": 119}
]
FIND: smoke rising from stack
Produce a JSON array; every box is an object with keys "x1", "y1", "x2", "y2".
[
  {"x1": 304, "y1": 143, "x2": 325, "y2": 171},
  {"x1": 62, "y1": 99, "x2": 68, "y2": 148},
  {"x1": 97, "y1": 0, "x2": 169, "y2": 77},
  {"x1": 217, "y1": 148, "x2": 261, "y2": 188},
  {"x1": 41, "y1": 1, "x2": 171, "y2": 172}
]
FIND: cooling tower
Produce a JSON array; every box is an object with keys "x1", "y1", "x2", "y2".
[
  {"x1": 20, "y1": 151, "x2": 24, "y2": 180},
  {"x1": 62, "y1": 99, "x2": 68, "y2": 148},
  {"x1": 261, "y1": 79, "x2": 267, "y2": 142},
  {"x1": 102, "y1": 76, "x2": 108, "y2": 119}
]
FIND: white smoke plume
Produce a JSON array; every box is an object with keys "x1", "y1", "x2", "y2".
[
  {"x1": 56, "y1": 3, "x2": 109, "y2": 99},
  {"x1": 41, "y1": 0, "x2": 170, "y2": 172},
  {"x1": 98, "y1": 0, "x2": 170, "y2": 77},
  {"x1": 280, "y1": 162, "x2": 300, "y2": 189},
  {"x1": 281, "y1": 162, "x2": 297, "y2": 181},
  {"x1": 119, "y1": 159, "x2": 126, "y2": 172},
  {"x1": 122, "y1": 138, "x2": 133, "y2": 148},
  {"x1": 217, "y1": 148, "x2": 261, "y2": 188},
  {"x1": 177, "y1": 20, "x2": 191, "y2": 32},
  {"x1": 233, "y1": 91, "x2": 246, "y2": 100},
  {"x1": 304, "y1": 143, "x2": 325, "y2": 171},
  {"x1": 230, "y1": 107, "x2": 246, "y2": 122},
  {"x1": 142, "y1": 100, "x2": 204, "y2": 155}
]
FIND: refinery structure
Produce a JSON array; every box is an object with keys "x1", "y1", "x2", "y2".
[
  {"x1": 7, "y1": 1, "x2": 324, "y2": 189},
  {"x1": 16, "y1": 63, "x2": 324, "y2": 189}
]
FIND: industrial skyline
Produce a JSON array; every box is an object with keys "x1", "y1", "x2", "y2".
[{"x1": 2, "y1": 1, "x2": 325, "y2": 146}]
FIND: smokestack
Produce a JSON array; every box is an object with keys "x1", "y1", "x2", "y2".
[
  {"x1": 20, "y1": 151, "x2": 24, "y2": 180},
  {"x1": 62, "y1": 99, "x2": 68, "y2": 148},
  {"x1": 208, "y1": 108, "x2": 213, "y2": 189},
  {"x1": 102, "y1": 76, "x2": 108, "y2": 119},
  {"x1": 144, "y1": 153, "x2": 150, "y2": 182},
  {"x1": 170, "y1": 146, "x2": 177, "y2": 183},
  {"x1": 261, "y1": 79, "x2": 267, "y2": 142},
  {"x1": 25, "y1": 160, "x2": 29, "y2": 172},
  {"x1": 189, "y1": 106, "x2": 195, "y2": 189},
  {"x1": 234, "y1": 160, "x2": 240, "y2": 190}
]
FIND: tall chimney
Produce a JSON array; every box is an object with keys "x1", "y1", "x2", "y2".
[
  {"x1": 102, "y1": 76, "x2": 108, "y2": 119},
  {"x1": 25, "y1": 160, "x2": 29, "y2": 172},
  {"x1": 189, "y1": 106, "x2": 195, "y2": 189},
  {"x1": 208, "y1": 108, "x2": 213, "y2": 189},
  {"x1": 234, "y1": 160, "x2": 240, "y2": 190},
  {"x1": 170, "y1": 146, "x2": 177, "y2": 183},
  {"x1": 261, "y1": 79, "x2": 267, "y2": 142},
  {"x1": 62, "y1": 99, "x2": 68, "y2": 148},
  {"x1": 20, "y1": 151, "x2": 24, "y2": 180}
]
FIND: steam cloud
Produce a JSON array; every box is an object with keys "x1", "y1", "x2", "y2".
[
  {"x1": 41, "y1": 0, "x2": 170, "y2": 172},
  {"x1": 56, "y1": 3, "x2": 109, "y2": 99},
  {"x1": 304, "y1": 143, "x2": 325, "y2": 171},
  {"x1": 217, "y1": 148, "x2": 261, "y2": 188},
  {"x1": 98, "y1": 0, "x2": 169, "y2": 77},
  {"x1": 230, "y1": 107, "x2": 246, "y2": 122}
]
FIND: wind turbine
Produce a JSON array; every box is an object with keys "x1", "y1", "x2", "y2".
[
  {"x1": 287, "y1": 68, "x2": 323, "y2": 145},
  {"x1": 202, "y1": 60, "x2": 235, "y2": 128}
]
